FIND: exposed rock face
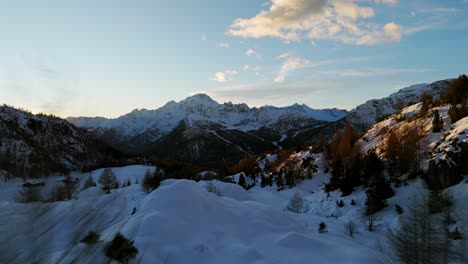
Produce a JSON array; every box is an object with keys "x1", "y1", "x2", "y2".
[{"x1": 428, "y1": 116, "x2": 468, "y2": 189}]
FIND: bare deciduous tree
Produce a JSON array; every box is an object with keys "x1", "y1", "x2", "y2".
[
  {"x1": 99, "y1": 168, "x2": 118, "y2": 194},
  {"x1": 387, "y1": 194, "x2": 457, "y2": 263},
  {"x1": 287, "y1": 190, "x2": 308, "y2": 214},
  {"x1": 345, "y1": 220, "x2": 357, "y2": 238}
]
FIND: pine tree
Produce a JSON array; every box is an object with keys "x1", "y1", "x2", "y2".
[
  {"x1": 419, "y1": 92, "x2": 434, "y2": 117},
  {"x1": 432, "y1": 109, "x2": 443, "y2": 133},
  {"x1": 104, "y1": 233, "x2": 138, "y2": 263},
  {"x1": 385, "y1": 130, "x2": 399, "y2": 165},
  {"x1": 318, "y1": 222, "x2": 327, "y2": 233},
  {"x1": 82, "y1": 176, "x2": 97, "y2": 190},
  {"x1": 366, "y1": 174, "x2": 394, "y2": 215}
]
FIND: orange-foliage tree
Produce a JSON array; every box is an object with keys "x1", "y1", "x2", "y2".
[{"x1": 326, "y1": 124, "x2": 363, "y2": 195}]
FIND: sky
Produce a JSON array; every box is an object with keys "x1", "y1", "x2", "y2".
[{"x1": 0, "y1": 0, "x2": 467, "y2": 118}]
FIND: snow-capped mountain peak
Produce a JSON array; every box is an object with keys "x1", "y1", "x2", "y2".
[{"x1": 67, "y1": 95, "x2": 349, "y2": 155}]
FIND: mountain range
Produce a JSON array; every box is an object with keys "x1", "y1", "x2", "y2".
[
  {"x1": 0, "y1": 78, "x2": 454, "y2": 176},
  {"x1": 67, "y1": 79, "x2": 450, "y2": 166},
  {"x1": 67, "y1": 94, "x2": 348, "y2": 165}
]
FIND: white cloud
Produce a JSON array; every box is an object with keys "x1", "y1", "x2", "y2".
[
  {"x1": 245, "y1": 49, "x2": 256, "y2": 56},
  {"x1": 355, "y1": 22, "x2": 401, "y2": 45},
  {"x1": 275, "y1": 57, "x2": 311, "y2": 82},
  {"x1": 209, "y1": 70, "x2": 238, "y2": 83},
  {"x1": 277, "y1": 53, "x2": 290, "y2": 60},
  {"x1": 218, "y1": 42, "x2": 230, "y2": 48},
  {"x1": 243, "y1": 65, "x2": 260, "y2": 71},
  {"x1": 202, "y1": 34, "x2": 207, "y2": 41},
  {"x1": 227, "y1": 0, "x2": 402, "y2": 46},
  {"x1": 411, "y1": 11, "x2": 416, "y2": 17},
  {"x1": 372, "y1": 0, "x2": 398, "y2": 5}
]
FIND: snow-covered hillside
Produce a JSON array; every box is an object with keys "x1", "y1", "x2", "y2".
[
  {"x1": 1, "y1": 164, "x2": 466, "y2": 264},
  {"x1": 347, "y1": 79, "x2": 452, "y2": 129}
]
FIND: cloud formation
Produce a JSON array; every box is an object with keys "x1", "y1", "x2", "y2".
[
  {"x1": 218, "y1": 42, "x2": 230, "y2": 48},
  {"x1": 243, "y1": 65, "x2": 260, "y2": 71},
  {"x1": 275, "y1": 57, "x2": 311, "y2": 82},
  {"x1": 227, "y1": 0, "x2": 402, "y2": 45},
  {"x1": 245, "y1": 49, "x2": 256, "y2": 56},
  {"x1": 371, "y1": 0, "x2": 398, "y2": 5},
  {"x1": 277, "y1": 53, "x2": 290, "y2": 59},
  {"x1": 209, "y1": 70, "x2": 238, "y2": 83}
]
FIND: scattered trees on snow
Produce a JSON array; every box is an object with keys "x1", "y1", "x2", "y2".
[{"x1": 142, "y1": 169, "x2": 164, "y2": 193}]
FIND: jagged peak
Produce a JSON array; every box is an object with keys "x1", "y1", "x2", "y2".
[{"x1": 179, "y1": 93, "x2": 218, "y2": 106}]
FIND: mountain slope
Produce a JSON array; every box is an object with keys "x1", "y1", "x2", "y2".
[
  {"x1": 359, "y1": 101, "x2": 467, "y2": 188},
  {"x1": 0, "y1": 105, "x2": 124, "y2": 178},
  {"x1": 346, "y1": 79, "x2": 452, "y2": 129}
]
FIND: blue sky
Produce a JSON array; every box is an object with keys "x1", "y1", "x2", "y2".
[{"x1": 0, "y1": 0, "x2": 467, "y2": 118}]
